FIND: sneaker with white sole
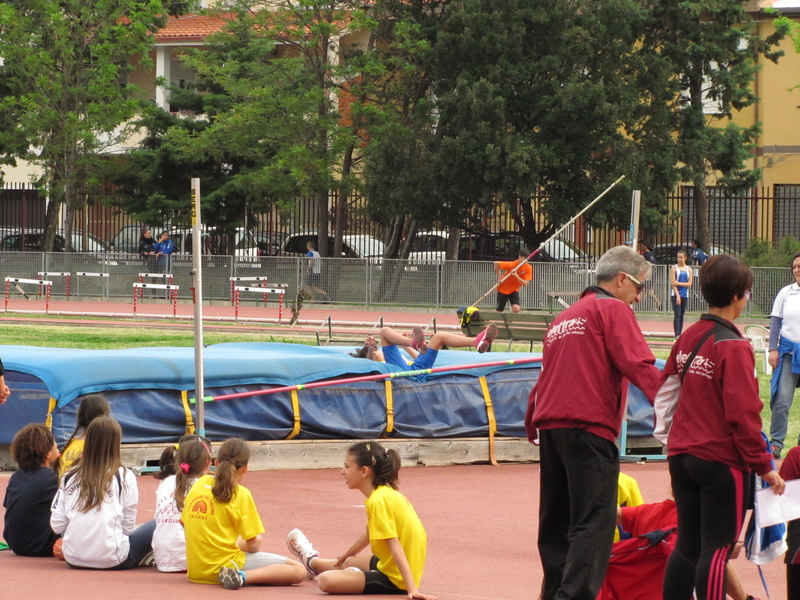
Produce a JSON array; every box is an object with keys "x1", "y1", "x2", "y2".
[
  {"x1": 411, "y1": 326, "x2": 428, "y2": 354},
  {"x1": 218, "y1": 565, "x2": 245, "y2": 590},
  {"x1": 286, "y1": 528, "x2": 319, "y2": 579},
  {"x1": 137, "y1": 550, "x2": 156, "y2": 567},
  {"x1": 474, "y1": 323, "x2": 498, "y2": 353}
]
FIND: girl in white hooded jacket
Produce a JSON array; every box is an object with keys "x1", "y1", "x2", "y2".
[{"x1": 50, "y1": 416, "x2": 155, "y2": 569}]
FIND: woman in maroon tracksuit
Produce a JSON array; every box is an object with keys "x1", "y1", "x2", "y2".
[{"x1": 655, "y1": 255, "x2": 785, "y2": 600}]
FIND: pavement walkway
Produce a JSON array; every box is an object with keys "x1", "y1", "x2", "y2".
[{"x1": 0, "y1": 462, "x2": 786, "y2": 600}]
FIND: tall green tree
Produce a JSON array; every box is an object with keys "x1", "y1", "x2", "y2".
[
  {"x1": 640, "y1": 0, "x2": 787, "y2": 250},
  {"x1": 0, "y1": 0, "x2": 190, "y2": 250},
  {"x1": 427, "y1": 0, "x2": 665, "y2": 251},
  {"x1": 155, "y1": 0, "x2": 372, "y2": 257},
  {"x1": 358, "y1": 0, "x2": 451, "y2": 259}
]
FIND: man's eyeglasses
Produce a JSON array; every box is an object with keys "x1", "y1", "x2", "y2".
[{"x1": 623, "y1": 272, "x2": 645, "y2": 293}]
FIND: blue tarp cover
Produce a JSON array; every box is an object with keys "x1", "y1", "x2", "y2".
[
  {"x1": 0, "y1": 343, "x2": 538, "y2": 408},
  {"x1": 0, "y1": 343, "x2": 541, "y2": 445}
]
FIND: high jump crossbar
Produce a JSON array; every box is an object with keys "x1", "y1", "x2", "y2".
[
  {"x1": 470, "y1": 174, "x2": 626, "y2": 308},
  {"x1": 190, "y1": 356, "x2": 543, "y2": 404}
]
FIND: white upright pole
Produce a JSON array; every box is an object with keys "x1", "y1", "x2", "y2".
[
  {"x1": 630, "y1": 190, "x2": 641, "y2": 247},
  {"x1": 191, "y1": 178, "x2": 205, "y2": 436}
]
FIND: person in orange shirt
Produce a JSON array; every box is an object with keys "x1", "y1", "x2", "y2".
[{"x1": 494, "y1": 248, "x2": 533, "y2": 313}]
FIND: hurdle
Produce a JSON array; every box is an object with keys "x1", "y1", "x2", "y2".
[
  {"x1": 229, "y1": 276, "x2": 271, "y2": 302},
  {"x1": 75, "y1": 272, "x2": 110, "y2": 298},
  {"x1": 233, "y1": 285, "x2": 285, "y2": 323},
  {"x1": 139, "y1": 272, "x2": 173, "y2": 286},
  {"x1": 132, "y1": 283, "x2": 180, "y2": 317},
  {"x1": 38, "y1": 272, "x2": 71, "y2": 298},
  {"x1": 5, "y1": 277, "x2": 52, "y2": 313}
]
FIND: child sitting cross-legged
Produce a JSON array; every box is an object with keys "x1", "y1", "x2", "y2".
[
  {"x1": 3, "y1": 424, "x2": 60, "y2": 556},
  {"x1": 181, "y1": 437, "x2": 306, "y2": 589},
  {"x1": 286, "y1": 441, "x2": 437, "y2": 599}
]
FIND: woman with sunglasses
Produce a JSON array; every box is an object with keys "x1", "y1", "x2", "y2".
[
  {"x1": 767, "y1": 251, "x2": 800, "y2": 459},
  {"x1": 655, "y1": 255, "x2": 784, "y2": 600}
]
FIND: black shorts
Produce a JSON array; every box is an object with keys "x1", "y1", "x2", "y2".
[
  {"x1": 496, "y1": 291, "x2": 520, "y2": 311},
  {"x1": 363, "y1": 555, "x2": 405, "y2": 595}
]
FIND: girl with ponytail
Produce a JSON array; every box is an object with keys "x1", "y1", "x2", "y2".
[
  {"x1": 180, "y1": 437, "x2": 306, "y2": 589},
  {"x1": 152, "y1": 435, "x2": 212, "y2": 572},
  {"x1": 285, "y1": 441, "x2": 435, "y2": 599}
]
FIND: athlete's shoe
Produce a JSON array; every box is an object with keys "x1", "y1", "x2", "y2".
[
  {"x1": 218, "y1": 565, "x2": 245, "y2": 590},
  {"x1": 410, "y1": 326, "x2": 428, "y2": 354},
  {"x1": 286, "y1": 528, "x2": 320, "y2": 579},
  {"x1": 137, "y1": 550, "x2": 156, "y2": 567},
  {"x1": 475, "y1": 323, "x2": 498, "y2": 354},
  {"x1": 771, "y1": 444, "x2": 782, "y2": 460}
]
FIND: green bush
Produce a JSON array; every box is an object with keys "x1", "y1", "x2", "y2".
[{"x1": 743, "y1": 237, "x2": 800, "y2": 267}]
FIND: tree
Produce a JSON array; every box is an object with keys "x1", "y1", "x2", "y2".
[
  {"x1": 146, "y1": 0, "x2": 372, "y2": 257},
  {"x1": 427, "y1": 0, "x2": 667, "y2": 251},
  {"x1": 101, "y1": 11, "x2": 284, "y2": 246},
  {"x1": 355, "y1": 1, "x2": 458, "y2": 259},
  {"x1": 0, "y1": 0, "x2": 190, "y2": 250},
  {"x1": 639, "y1": 0, "x2": 788, "y2": 251}
]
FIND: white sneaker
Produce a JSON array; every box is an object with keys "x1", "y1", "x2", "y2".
[
  {"x1": 286, "y1": 528, "x2": 319, "y2": 579},
  {"x1": 218, "y1": 566, "x2": 244, "y2": 590}
]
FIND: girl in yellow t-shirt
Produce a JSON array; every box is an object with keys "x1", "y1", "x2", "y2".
[
  {"x1": 57, "y1": 394, "x2": 110, "y2": 477},
  {"x1": 181, "y1": 438, "x2": 306, "y2": 589},
  {"x1": 285, "y1": 441, "x2": 436, "y2": 600}
]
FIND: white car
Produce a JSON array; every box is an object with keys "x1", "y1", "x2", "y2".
[{"x1": 281, "y1": 232, "x2": 385, "y2": 260}]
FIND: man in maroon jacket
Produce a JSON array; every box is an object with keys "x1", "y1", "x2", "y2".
[{"x1": 526, "y1": 245, "x2": 662, "y2": 600}]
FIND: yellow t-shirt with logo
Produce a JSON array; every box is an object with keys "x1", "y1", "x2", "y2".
[
  {"x1": 181, "y1": 474, "x2": 265, "y2": 584},
  {"x1": 365, "y1": 485, "x2": 427, "y2": 590},
  {"x1": 59, "y1": 439, "x2": 84, "y2": 477}
]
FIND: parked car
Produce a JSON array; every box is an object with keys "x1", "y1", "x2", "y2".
[
  {"x1": 281, "y1": 232, "x2": 385, "y2": 259},
  {"x1": 108, "y1": 224, "x2": 151, "y2": 253},
  {"x1": 253, "y1": 231, "x2": 286, "y2": 256},
  {"x1": 407, "y1": 230, "x2": 449, "y2": 263},
  {"x1": 0, "y1": 230, "x2": 109, "y2": 253},
  {"x1": 651, "y1": 243, "x2": 734, "y2": 265},
  {"x1": 108, "y1": 224, "x2": 257, "y2": 258},
  {"x1": 458, "y1": 231, "x2": 592, "y2": 263}
]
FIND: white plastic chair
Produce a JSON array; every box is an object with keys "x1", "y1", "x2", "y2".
[{"x1": 743, "y1": 324, "x2": 772, "y2": 376}]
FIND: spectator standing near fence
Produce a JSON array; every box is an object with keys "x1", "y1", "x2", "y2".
[
  {"x1": 305, "y1": 240, "x2": 326, "y2": 300},
  {"x1": 154, "y1": 231, "x2": 174, "y2": 274},
  {"x1": 525, "y1": 245, "x2": 662, "y2": 600},
  {"x1": 691, "y1": 240, "x2": 709, "y2": 266},
  {"x1": 670, "y1": 249, "x2": 693, "y2": 338},
  {"x1": 494, "y1": 248, "x2": 533, "y2": 313}
]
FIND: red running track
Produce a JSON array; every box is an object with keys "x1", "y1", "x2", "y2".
[{"x1": 0, "y1": 462, "x2": 786, "y2": 600}]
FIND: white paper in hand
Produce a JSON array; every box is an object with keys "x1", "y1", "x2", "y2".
[{"x1": 756, "y1": 479, "x2": 800, "y2": 528}]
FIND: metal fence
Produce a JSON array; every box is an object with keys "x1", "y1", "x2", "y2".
[
  {"x1": 3, "y1": 184, "x2": 800, "y2": 260},
  {"x1": 0, "y1": 252, "x2": 792, "y2": 317}
]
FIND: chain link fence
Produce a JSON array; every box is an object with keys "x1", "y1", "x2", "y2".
[{"x1": 0, "y1": 251, "x2": 791, "y2": 316}]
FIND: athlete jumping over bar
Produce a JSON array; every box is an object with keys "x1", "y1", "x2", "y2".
[{"x1": 352, "y1": 325, "x2": 498, "y2": 371}]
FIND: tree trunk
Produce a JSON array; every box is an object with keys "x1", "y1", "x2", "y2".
[
  {"x1": 384, "y1": 214, "x2": 404, "y2": 258},
  {"x1": 446, "y1": 225, "x2": 459, "y2": 260},
  {"x1": 334, "y1": 141, "x2": 356, "y2": 258},
  {"x1": 63, "y1": 178, "x2": 77, "y2": 252},
  {"x1": 42, "y1": 191, "x2": 61, "y2": 253},
  {"x1": 317, "y1": 193, "x2": 330, "y2": 257},
  {"x1": 399, "y1": 219, "x2": 418, "y2": 259},
  {"x1": 693, "y1": 168, "x2": 710, "y2": 253}
]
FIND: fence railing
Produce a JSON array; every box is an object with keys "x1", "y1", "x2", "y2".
[
  {"x1": 0, "y1": 252, "x2": 789, "y2": 317},
  {"x1": 3, "y1": 184, "x2": 800, "y2": 261}
]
